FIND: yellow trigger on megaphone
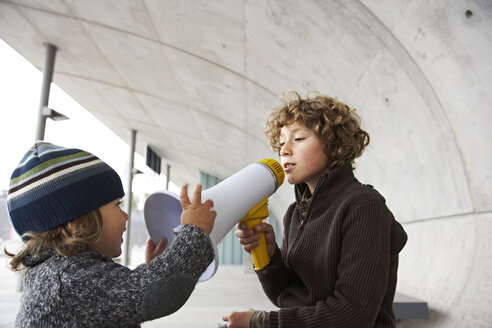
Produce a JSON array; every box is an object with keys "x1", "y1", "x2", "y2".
[{"x1": 144, "y1": 159, "x2": 284, "y2": 281}]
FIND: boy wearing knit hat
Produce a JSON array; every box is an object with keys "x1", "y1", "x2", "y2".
[
  {"x1": 223, "y1": 91, "x2": 408, "y2": 328},
  {"x1": 6, "y1": 142, "x2": 216, "y2": 327}
]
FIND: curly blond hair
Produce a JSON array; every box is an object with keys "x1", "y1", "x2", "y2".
[
  {"x1": 5, "y1": 209, "x2": 103, "y2": 271},
  {"x1": 265, "y1": 91, "x2": 370, "y2": 171}
]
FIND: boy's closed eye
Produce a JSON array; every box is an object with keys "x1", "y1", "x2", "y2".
[{"x1": 279, "y1": 137, "x2": 304, "y2": 147}]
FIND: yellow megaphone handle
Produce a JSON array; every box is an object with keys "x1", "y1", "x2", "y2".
[{"x1": 240, "y1": 198, "x2": 271, "y2": 270}]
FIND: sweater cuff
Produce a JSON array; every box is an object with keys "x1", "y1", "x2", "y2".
[
  {"x1": 257, "y1": 246, "x2": 280, "y2": 272},
  {"x1": 249, "y1": 310, "x2": 269, "y2": 328},
  {"x1": 268, "y1": 311, "x2": 278, "y2": 328},
  {"x1": 269, "y1": 245, "x2": 280, "y2": 264},
  {"x1": 166, "y1": 224, "x2": 215, "y2": 279}
]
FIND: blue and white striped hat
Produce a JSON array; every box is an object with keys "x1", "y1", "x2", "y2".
[{"x1": 7, "y1": 142, "x2": 124, "y2": 237}]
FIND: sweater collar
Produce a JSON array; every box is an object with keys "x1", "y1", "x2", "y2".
[
  {"x1": 21, "y1": 249, "x2": 111, "y2": 268},
  {"x1": 294, "y1": 163, "x2": 357, "y2": 204}
]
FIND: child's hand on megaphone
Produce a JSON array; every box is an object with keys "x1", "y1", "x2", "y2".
[
  {"x1": 236, "y1": 222, "x2": 276, "y2": 258},
  {"x1": 180, "y1": 184, "x2": 217, "y2": 235},
  {"x1": 145, "y1": 237, "x2": 167, "y2": 265}
]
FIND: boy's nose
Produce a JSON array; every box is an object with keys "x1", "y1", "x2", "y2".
[{"x1": 280, "y1": 142, "x2": 292, "y2": 157}]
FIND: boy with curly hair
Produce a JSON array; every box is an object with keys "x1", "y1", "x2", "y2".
[{"x1": 223, "y1": 91, "x2": 408, "y2": 328}]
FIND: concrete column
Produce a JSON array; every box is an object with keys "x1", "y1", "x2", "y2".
[
  {"x1": 35, "y1": 43, "x2": 57, "y2": 141},
  {"x1": 165, "y1": 164, "x2": 170, "y2": 190},
  {"x1": 122, "y1": 129, "x2": 136, "y2": 266}
]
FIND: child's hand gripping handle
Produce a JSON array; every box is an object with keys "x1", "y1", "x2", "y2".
[{"x1": 240, "y1": 197, "x2": 270, "y2": 270}]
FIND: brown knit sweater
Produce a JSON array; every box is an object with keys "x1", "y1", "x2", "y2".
[{"x1": 256, "y1": 164, "x2": 407, "y2": 328}]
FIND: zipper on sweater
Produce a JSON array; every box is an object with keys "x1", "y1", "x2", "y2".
[
  {"x1": 288, "y1": 176, "x2": 326, "y2": 260},
  {"x1": 297, "y1": 177, "x2": 323, "y2": 231},
  {"x1": 299, "y1": 212, "x2": 306, "y2": 230},
  {"x1": 287, "y1": 201, "x2": 310, "y2": 263}
]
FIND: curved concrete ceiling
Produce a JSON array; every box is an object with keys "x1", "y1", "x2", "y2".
[{"x1": 1, "y1": 0, "x2": 491, "y2": 326}]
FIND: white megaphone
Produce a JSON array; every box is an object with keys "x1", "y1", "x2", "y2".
[{"x1": 144, "y1": 159, "x2": 284, "y2": 281}]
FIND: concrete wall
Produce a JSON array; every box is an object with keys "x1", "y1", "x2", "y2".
[{"x1": 353, "y1": 1, "x2": 492, "y2": 326}]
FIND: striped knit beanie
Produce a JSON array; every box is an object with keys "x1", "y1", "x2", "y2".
[{"x1": 7, "y1": 142, "x2": 124, "y2": 237}]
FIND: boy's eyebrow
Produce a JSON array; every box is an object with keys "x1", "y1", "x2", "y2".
[{"x1": 282, "y1": 126, "x2": 308, "y2": 134}]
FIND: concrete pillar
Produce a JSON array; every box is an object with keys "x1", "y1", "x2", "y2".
[
  {"x1": 165, "y1": 164, "x2": 170, "y2": 190},
  {"x1": 122, "y1": 129, "x2": 136, "y2": 266}
]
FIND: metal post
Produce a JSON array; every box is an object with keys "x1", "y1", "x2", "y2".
[
  {"x1": 165, "y1": 164, "x2": 170, "y2": 190},
  {"x1": 123, "y1": 129, "x2": 136, "y2": 266},
  {"x1": 35, "y1": 43, "x2": 57, "y2": 141},
  {"x1": 17, "y1": 43, "x2": 57, "y2": 293}
]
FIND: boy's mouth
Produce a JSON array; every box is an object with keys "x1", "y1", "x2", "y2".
[{"x1": 283, "y1": 162, "x2": 295, "y2": 172}]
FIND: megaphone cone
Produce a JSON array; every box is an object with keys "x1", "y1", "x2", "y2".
[
  {"x1": 144, "y1": 191, "x2": 182, "y2": 248},
  {"x1": 144, "y1": 159, "x2": 284, "y2": 281}
]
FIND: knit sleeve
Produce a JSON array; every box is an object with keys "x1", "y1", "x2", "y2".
[
  {"x1": 134, "y1": 224, "x2": 214, "y2": 321},
  {"x1": 59, "y1": 224, "x2": 214, "y2": 326},
  {"x1": 273, "y1": 199, "x2": 394, "y2": 328},
  {"x1": 137, "y1": 224, "x2": 214, "y2": 320}
]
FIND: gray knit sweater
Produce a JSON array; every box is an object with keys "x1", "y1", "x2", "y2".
[{"x1": 16, "y1": 224, "x2": 214, "y2": 327}]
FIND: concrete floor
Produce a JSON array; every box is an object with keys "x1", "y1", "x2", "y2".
[{"x1": 142, "y1": 264, "x2": 278, "y2": 328}]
